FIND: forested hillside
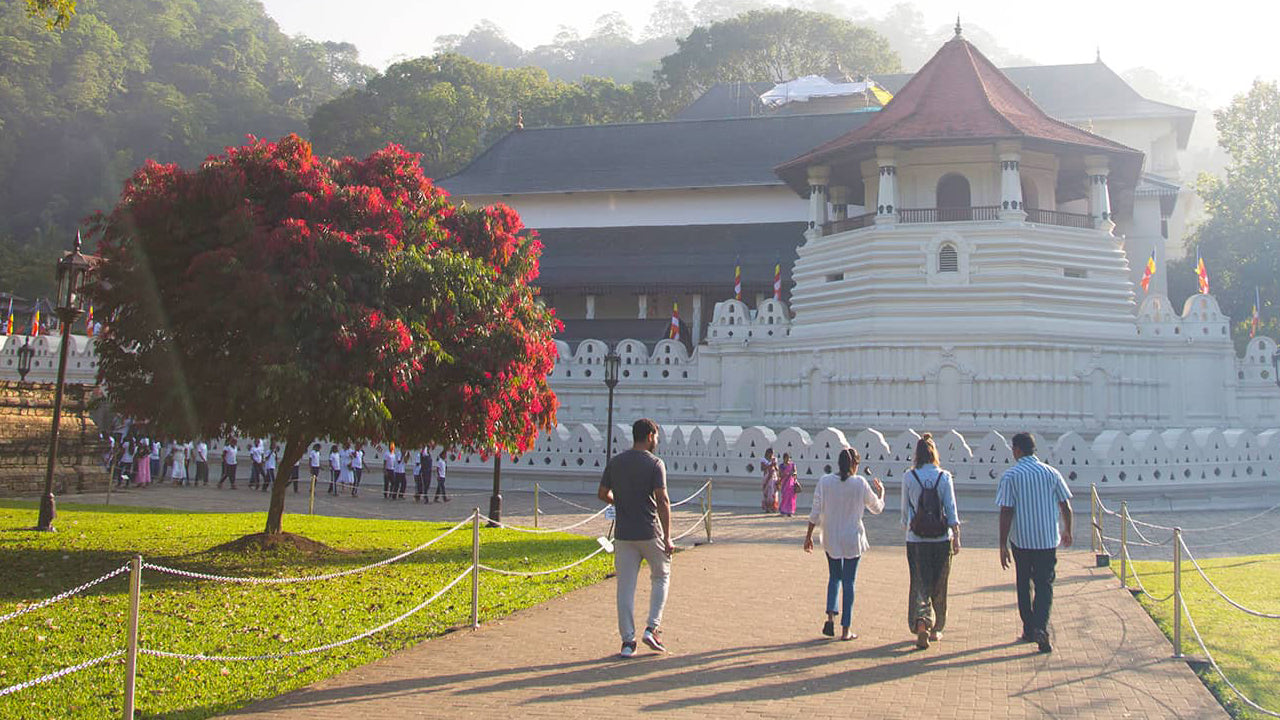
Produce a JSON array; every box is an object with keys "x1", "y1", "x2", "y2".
[{"x1": 0, "y1": 0, "x2": 371, "y2": 297}]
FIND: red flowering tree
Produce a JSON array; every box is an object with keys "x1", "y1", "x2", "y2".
[{"x1": 90, "y1": 134, "x2": 559, "y2": 535}]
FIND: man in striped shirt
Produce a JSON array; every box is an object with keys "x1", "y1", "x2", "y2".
[{"x1": 996, "y1": 432, "x2": 1073, "y2": 654}]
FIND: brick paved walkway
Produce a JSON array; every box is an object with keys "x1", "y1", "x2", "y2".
[{"x1": 212, "y1": 511, "x2": 1225, "y2": 720}]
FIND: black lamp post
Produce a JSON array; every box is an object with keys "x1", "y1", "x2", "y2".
[
  {"x1": 1272, "y1": 348, "x2": 1280, "y2": 389},
  {"x1": 604, "y1": 350, "x2": 621, "y2": 463},
  {"x1": 35, "y1": 235, "x2": 97, "y2": 532},
  {"x1": 16, "y1": 336, "x2": 34, "y2": 381},
  {"x1": 487, "y1": 453, "x2": 502, "y2": 528}
]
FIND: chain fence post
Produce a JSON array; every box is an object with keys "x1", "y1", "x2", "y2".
[
  {"x1": 122, "y1": 554, "x2": 142, "y2": 720},
  {"x1": 704, "y1": 479, "x2": 713, "y2": 544},
  {"x1": 471, "y1": 507, "x2": 480, "y2": 629},
  {"x1": 308, "y1": 474, "x2": 316, "y2": 515},
  {"x1": 1173, "y1": 526, "x2": 1183, "y2": 658},
  {"x1": 1120, "y1": 501, "x2": 1129, "y2": 589},
  {"x1": 533, "y1": 482, "x2": 539, "y2": 529},
  {"x1": 1090, "y1": 483, "x2": 1099, "y2": 554}
]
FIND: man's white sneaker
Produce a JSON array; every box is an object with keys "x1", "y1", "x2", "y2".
[
  {"x1": 620, "y1": 641, "x2": 637, "y2": 658},
  {"x1": 643, "y1": 627, "x2": 666, "y2": 653}
]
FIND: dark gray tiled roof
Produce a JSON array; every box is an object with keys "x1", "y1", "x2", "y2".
[
  {"x1": 440, "y1": 113, "x2": 873, "y2": 196},
  {"x1": 535, "y1": 222, "x2": 803, "y2": 294}
]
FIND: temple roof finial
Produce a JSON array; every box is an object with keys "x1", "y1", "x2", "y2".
[
  {"x1": 955, "y1": 15, "x2": 962, "y2": 37},
  {"x1": 1096, "y1": 45, "x2": 1102, "y2": 63}
]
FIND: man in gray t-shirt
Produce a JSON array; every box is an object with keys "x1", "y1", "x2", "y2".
[{"x1": 598, "y1": 418, "x2": 672, "y2": 658}]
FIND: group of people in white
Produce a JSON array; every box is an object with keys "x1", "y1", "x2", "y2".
[{"x1": 105, "y1": 436, "x2": 450, "y2": 503}]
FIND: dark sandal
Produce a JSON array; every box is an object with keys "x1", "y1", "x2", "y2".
[{"x1": 822, "y1": 619, "x2": 835, "y2": 637}]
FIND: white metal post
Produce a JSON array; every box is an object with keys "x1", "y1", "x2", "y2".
[
  {"x1": 1120, "y1": 501, "x2": 1129, "y2": 589},
  {"x1": 704, "y1": 480, "x2": 713, "y2": 544},
  {"x1": 533, "y1": 482, "x2": 539, "y2": 529},
  {"x1": 1090, "y1": 484, "x2": 1099, "y2": 554},
  {"x1": 122, "y1": 554, "x2": 141, "y2": 720},
  {"x1": 471, "y1": 508, "x2": 480, "y2": 629},
  {"x1": 1173, "y1": 527, "x2": 1183, "y2": 658}
]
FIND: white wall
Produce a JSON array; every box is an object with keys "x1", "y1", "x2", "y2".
[{"x1": 456, "y1": 185, "x2": 808, "y2": 229}]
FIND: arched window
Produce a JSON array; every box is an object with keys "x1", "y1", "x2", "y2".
[
  {"x1": 938, "y1": 243, "x2": 959, "y2": 273},
  {"x1": 1021, "y1": 178, "x2": 1039, "y2": 210},
  {"x1": 937, "y1": 173, "x2": 971, "y2": 221}
]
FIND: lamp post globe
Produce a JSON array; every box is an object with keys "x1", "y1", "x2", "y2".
[
  {"x1": 603, "y1": 350, "x2": 621, "y2": 463},
  {"x1": 16, "y1": 337, "x2": 34, "y2": 382},
  {"x1": 35, "y1": 233, "x2": 99, "y2": 532}
]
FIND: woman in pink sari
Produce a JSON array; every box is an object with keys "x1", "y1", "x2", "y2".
[
  {"x1": 134, "y1": 438, "x2": 152, "y2": 486},
  {"x1": 778, "y1": 452, "x2": 800, "y2": 516}
]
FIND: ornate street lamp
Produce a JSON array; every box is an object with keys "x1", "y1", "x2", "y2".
[
  {"x1": 16, "y1": 336, "x2": 34, "y2": 381},
  {"x1": 1272, "y1": 348, "x2": 1280, "y2": 389},
  {"x1": 36, "y1": 235, "x2": 98, "y2": 532},
  {"x1": 603, "y1": 350, "x2": 621, "y2": 463}
]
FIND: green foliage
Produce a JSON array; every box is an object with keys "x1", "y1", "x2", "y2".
[
  {"x1": 0, "y1": 501, "x2": 610, "y2": 719},
  {"x1": 1174, "y1": 80, "x2": 1280, "y2": 351},
  {"x1": 653, "y1": 8, "x2": 901, "y2": 113},
  {"x1": 23, "y1": 0, "x2": 75, "y2": 29},
  {"x1": 1131, "y1": 554, "x2": 1280, "y2": 719},
  {"x1": 310, "y1": 53, "x2": 660, "y2": 178},
  {"x1": 0, "y1": 0, "x2": 374, "y2": 297}
]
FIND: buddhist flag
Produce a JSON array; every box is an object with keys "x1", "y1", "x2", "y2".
[
  {"x1": 29, "y1": 309, "x2": 39, "y2": 336},
  {"x1": 1251, "y1": 287, "x2": 1260, "y2": 339},
  {"x1": 1195, "y1": 248, "x2": 1210, "y2": 295},
  {"x1": 669, "y1": 302, "x2": 680, "y2": 340},
  {"x1": 86, "y1": 305, "x2": 94, "y2": 337},
  {"x1": 1140, "y1": 250, "x2": 1156, "y2": 293},
  {"x1": 734, "y1": 263, "x2": 742, "y2": 301},
  {"x1": 773, "y1": 263, "x2": 782, "y2": 300},
  {"x1": 3, "y1": 297, "x2": 11, "y2": 335}
]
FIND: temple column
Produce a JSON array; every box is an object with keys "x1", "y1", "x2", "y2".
[
  {"x1": 1086, "y1": 155, "x2": 1116, "y2": 234},
  {"x1": 585, "y1": 294, "x2": 596, "y2": 320},
  {"x1": 875, "y1": 145, "x2": 898, "y2": 225},
  {"x1": 829, "y1": 185, "x2": 850, "y2": 222},
  {"x1": 997, "y1": 141, "x2": 1026, "y2": 221},
  {"x1": 691, "y1": 293, "x2": 703, "y2": 345},
  {"x1": 637, "y1": 293, "x2": 648, "y2": 320},
  {"x1": 806, "y1": 165, "x2": 830, "y2": 237}
]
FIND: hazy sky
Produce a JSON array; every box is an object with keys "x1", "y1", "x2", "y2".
[{"x1": 262, "y1": 0, "x2": 1278, "y2": 107}]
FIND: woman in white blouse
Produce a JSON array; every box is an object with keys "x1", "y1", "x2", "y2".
[{"x1": 804, "y1": 447, "x2": 885, "y2": 640}]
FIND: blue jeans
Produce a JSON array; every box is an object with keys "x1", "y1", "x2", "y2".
[{"x1": 826, "y1": 555, "x2": 861, "y2": 628}]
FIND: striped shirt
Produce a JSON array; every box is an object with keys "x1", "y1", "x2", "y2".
[{"x1": 995, "y1": 456, "x2": 1072, "y2": 550}]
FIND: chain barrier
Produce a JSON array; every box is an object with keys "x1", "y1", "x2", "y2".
[
  {"x1": 1125, "y1": 516, "x2": 1174, "y2": 547},
  {"x1": 670, "y1": 481, "x2": 712, "y2": 507},
  {"x1": 1179, "y1": 522, "x2": 1280, "y2": 549},
  {"x1": 537, "y1": 489, "x2": 599, "y2": 512},
  {"x1": 1123, "y1": 500, "x2": 1280, "y2": 533},
  {"x1": 673, "y1": 510, "x2": 712, "y2": 541},
  {"x1": 1179, "y1": 536, "x2": 1280, "y2": 619},
  {"x1": 0, "y1": 563, "x2": 130, "y2": 625},
  {"x1": 1179, "y1": 599, "x2": 1280, "y2": 718},
  {"x1": 1123, "y1": 553, "x2": 1175, "y2": 603},
  {"x1": 480, "y1": 547, "x2": 608, "y2": 577},
  {"x1": 139, "y1": 566, "x2": 472, "y2": 662},
  {"x1": 0, "y1": 650, "x2": 125, "y2": 697},
  {"x1": 478, "y1": 507, "x2": 608, "y2": 534},
  {"x1": 142, "y1": 517, "x2": 471, "y2": 585}
]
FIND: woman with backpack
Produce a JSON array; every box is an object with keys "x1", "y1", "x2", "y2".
[
  {"x1": 901, "y1": 433, "x2": 961, "y2": 649},
  {"x1": 803, "y1": 447, "x2": 885, "y2": 641}
]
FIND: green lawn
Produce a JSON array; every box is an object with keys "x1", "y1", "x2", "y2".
[
  {"x1": 0, "y1": 501, "x2": 611, "y2": 720},
  {"x1": 1129, "y1": 553, "x2": 1280, "y2": 720}
]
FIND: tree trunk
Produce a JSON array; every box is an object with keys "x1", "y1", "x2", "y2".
[{"x1": 265, "y1": 429, "x2": 310, "y2": 535}]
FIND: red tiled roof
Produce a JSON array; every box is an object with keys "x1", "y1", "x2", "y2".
[{"x1": 776, "y1": 34, "x2": 1142, "y2": 178}]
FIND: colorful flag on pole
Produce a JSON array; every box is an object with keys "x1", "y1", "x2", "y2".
[
  {"x1": 2, "y1": 297, "x2": 11, "y2": 335},
  {"x1": 1140, "y1": 250, "x2": 1156, "y2": 293},
  {"x1": 29, "y1": 309, "x2": 39, "y2": 337},
  {"x1": 86, "y1": 305, "x2": 94, "y2": 337},
  {"x1": 669, "y1": 302, "x2": 680, "y2": 340},
  {"x1": 1195, "y1": 248, "x2": 1210, "y2": 295},
  {"x1": 773, "y1": 263, "x2": 782, "y2": 300},
  {"x1": 734, "y1": 263, "x2": 742, "y2": 301},
  {"x1": 1251, "y1": 287, "x2": 1260, "y2": 339}
]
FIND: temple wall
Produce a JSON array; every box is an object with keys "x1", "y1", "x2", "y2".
[
  {"x1": 0, "y1": 380, "x2": 108, "y2": 498},
  {"x1": 459, "y1": 186, "x2": 809, "y2": 228}
]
